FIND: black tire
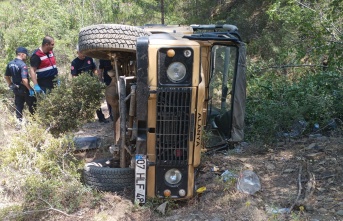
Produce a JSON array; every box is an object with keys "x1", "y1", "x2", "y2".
[
  {"x1": 83, "y1": 158, "x2": 134, "y2": 192},
  {"x1": 78, "y1": 24, "x2": 151, "y2": 60}
]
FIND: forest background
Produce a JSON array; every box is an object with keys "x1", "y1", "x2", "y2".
[
  {"x1": 1, "y1": 0, "x2": 342, "y2": 140},
  {"x1": 0, "y1": 0, "x2": 342, "y2": 220}
]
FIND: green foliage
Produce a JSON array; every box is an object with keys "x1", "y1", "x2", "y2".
[
  {"x1": 0, "y1": 174, "x2": 95, "y2": 220},
  {"x1": 0, "y1": 0, "x2": 232, "y2": 71},
  {"x1": 219, "y1": 174, "x2": 237, "y2": 192},
  {"x1": 35, "y1": 73, "x2": 104, "y2": 136},
  {"x1": 1, "y1": 0, "x2": 342, "y2": 142},
  {"x1": 0, "y1": 81, "x2": 13, "y2": 102},
  {"x1": 0, "y1": 100, "x2": 101, "y2": 220},
  {"x1": 23, "y1": 175, "x2": 87, "y2": 214},
  {"x1": 246, "y1": 69, "x2": 343, "y2": 142},
  {"x1": 0, "y1": 1, "x2": 342, "y2": 220},
  {"x1": 224, "y1": 0, "x2": 343, "y2": 143},
  {"x1": 0, "y1": 205, "x2": 25, "y2": 221},
  {"x1": 1, "y1": 120, "x2": 81, "y2": 176},
  {"x1": 265, "y1": 0, "x2": 343, "y2": 69}
]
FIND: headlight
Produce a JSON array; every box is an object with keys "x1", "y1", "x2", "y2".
[
  {"x1": 166, "y1": 62, "x2": 186, "y2": 83},
  {"x1": 165, "y1": 169, "x2": 182, "y2": 185}
]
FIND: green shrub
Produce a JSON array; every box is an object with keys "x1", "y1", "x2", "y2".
[
  {"x1": 2, "y1": 119, "x2": 81, "y2": 175},
  {"x1": 0, "y1": 70, "x2": 108, "y2": 220},
  {"x1": 245, "y1": 70, "x2": 343, "y2": 143},
  {"x1": 0, "y1": 103, "x2": 98, "y2": 220},
  {"x1": 0, "y1": 174, "x2": 95, "y2": 220},
  {"x1": 0, "y1": 205, "x2": 24, "y2": 221},
  {"x1": 35, "y1": 73, "x2": 105, "y2": 136},
  {"x1": 23, "y1": 175, "x2": 88, "y2": 213}
]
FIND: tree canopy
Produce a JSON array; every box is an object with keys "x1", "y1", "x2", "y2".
[
  {"x1": 0, "y1": 0, "x2": 342, "y2": 141},
  {"x1": 0, "y1": 0, "x2": 341, "y2": 71}
]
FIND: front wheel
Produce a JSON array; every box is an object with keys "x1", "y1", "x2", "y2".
[{"x1": 83, "y1": 158, "x2": 134, "y2": 192}]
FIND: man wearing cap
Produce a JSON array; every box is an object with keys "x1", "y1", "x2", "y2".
[
  {"x1": 71, "y1": 48, "x2": 109, "y2": 123},
  {"x1": 30, "y1": 36, "x2": 58, "y2": 93},
  {"x1": 4, "y1": 47, "x2": 36, "y2": 122}
]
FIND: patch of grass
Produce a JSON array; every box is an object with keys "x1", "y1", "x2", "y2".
[
  {"x1": 144, "y1": 197, "x2": 180, "y2": 216},
  {"x1": 0, "y1": 75, "x2": 107, "y2": 220},
  {"x1": 0, "y1": 205, "x2": 24, "y2": 221},
  {"x1": 23, "y1": 175, "x2": 90, "y2": 214}
]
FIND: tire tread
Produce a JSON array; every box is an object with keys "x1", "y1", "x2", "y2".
[
  {"x1": 78, "y1": 24, "x2": 151, "y2": 59},
  {"x1": 83, "y1": 158, "x2": 134, "y2": 192}
]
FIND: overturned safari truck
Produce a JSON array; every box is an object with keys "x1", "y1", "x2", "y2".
[{"x1": 79, "y1": 24, "x2": 247, "y2": 203}]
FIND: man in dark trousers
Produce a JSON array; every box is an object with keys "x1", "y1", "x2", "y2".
[
  {"x1": 30, "y1": 36, "x2": 58, "y2": 93},
  {"x1": 71, "y1": 49, "x2": 109, "y2": 123},
  {"x1": 98, "y1": 59, "x2": 113, "y2": 121},
  {"x1": 4, "y1": 47, "x2": 36, "y2": 123}
]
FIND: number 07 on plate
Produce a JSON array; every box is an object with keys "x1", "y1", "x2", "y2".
[{"x1": 135, "y1": 154, "x2": 147, "y2": 204}]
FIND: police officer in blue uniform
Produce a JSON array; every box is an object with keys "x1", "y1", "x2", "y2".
[
  {"x1": 4, "y1": 47, "x2": 36, "y2": 121},
  {"x1": 71, "y1": 52, "x2": 96, "y2": 77},
  {"x1": 71, "y1": 49, "x2": 109, "y2": 123}
]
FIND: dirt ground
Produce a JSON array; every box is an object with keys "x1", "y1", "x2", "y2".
[{"x1": 70, "y1": 103, "x2": 343, "y2": 221}]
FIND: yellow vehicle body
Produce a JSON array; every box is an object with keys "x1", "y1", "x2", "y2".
[{"x1": 79, "y1": 24, "x2": 246, "y2": 202}]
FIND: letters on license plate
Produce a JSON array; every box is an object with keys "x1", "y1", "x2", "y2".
[{"x1": 135, "y1": 154, "x2": 147, "y2": 204}]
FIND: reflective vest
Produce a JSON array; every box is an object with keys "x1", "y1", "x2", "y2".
[{"x1": 34, "y1": 49, "x2": 58, "y2": 79}]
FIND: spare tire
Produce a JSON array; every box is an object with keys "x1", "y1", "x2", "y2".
[
  {"x1": 78, "y1": 24, "x2": 151, "y2": 60},
  {"x1": 83, "y1": 158, "x2": 134, "y2": 192}
]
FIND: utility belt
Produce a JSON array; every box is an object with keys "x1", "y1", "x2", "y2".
[{"x1": 12, "y1": 83, "x2": 28, "y2": 95}]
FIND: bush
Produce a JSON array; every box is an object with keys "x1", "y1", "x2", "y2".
[
  {"x1": 35, "y1": 73, "x2": 105, "y2": 136},
  {"x1": 23, "y1": 175, "x2": 89, "y2": 213},
  {"x1": 245, "y1": 70, "x2": 343, "y2": 143},
  {"x1": 0, "y1": 108, "x2": 100, "y2": 220}
]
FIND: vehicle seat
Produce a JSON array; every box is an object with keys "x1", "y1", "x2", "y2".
[{"x1": 214, "y1": 110, "x2": 232, "y2": 137}]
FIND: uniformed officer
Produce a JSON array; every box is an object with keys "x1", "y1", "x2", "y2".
[
  {"x1": 30, "y1": 36, "x2": 58, "y2": 93},
  {"x1": 71, "y1": 49, "x2": 97, "y2": 77},
  {"x1": 71, "y1": 48, "x2": 109, "y2": 123},
  {"x1": 4, "y1": 47, "x2": 36, "y2": 121}
]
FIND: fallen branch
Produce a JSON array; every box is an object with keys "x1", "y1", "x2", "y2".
[
  {"x1": 39, "y1": 198, "x2": 83, "y2": 218},
  {"x1": 253, "y1": 64, "x2": 326, "y2": 73},
  {"x1": 6, "y1": 198, "x2": 83, "y2": 219},
  {"x1": 252, "y1": 64, "x2": 343, "y2": 73},
  {"x1": 289, "y1": 164, "x2": 302, "y2": 213},
  {"x1": 303, "y1": 161, "x2": 316, "y2": 205},
  {"x1": 301, "y1": 174, "x2": 334, "y2": 182}
]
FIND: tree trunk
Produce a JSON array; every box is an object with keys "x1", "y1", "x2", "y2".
[{"x1": 161, "y1": 0, "x2": 165, "y2": 24}]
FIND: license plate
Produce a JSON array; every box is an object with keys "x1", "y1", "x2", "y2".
[{"x1": 135, "y1": 154, "x2": 147, "y2": 204}]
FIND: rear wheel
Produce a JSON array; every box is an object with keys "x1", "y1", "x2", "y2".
[
  {"x1": 78, "y1": 24, "x2": 151, "y2": 60},
  {"x1": 83, "y1": 158, "x2": 134, "y2": 192}
]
